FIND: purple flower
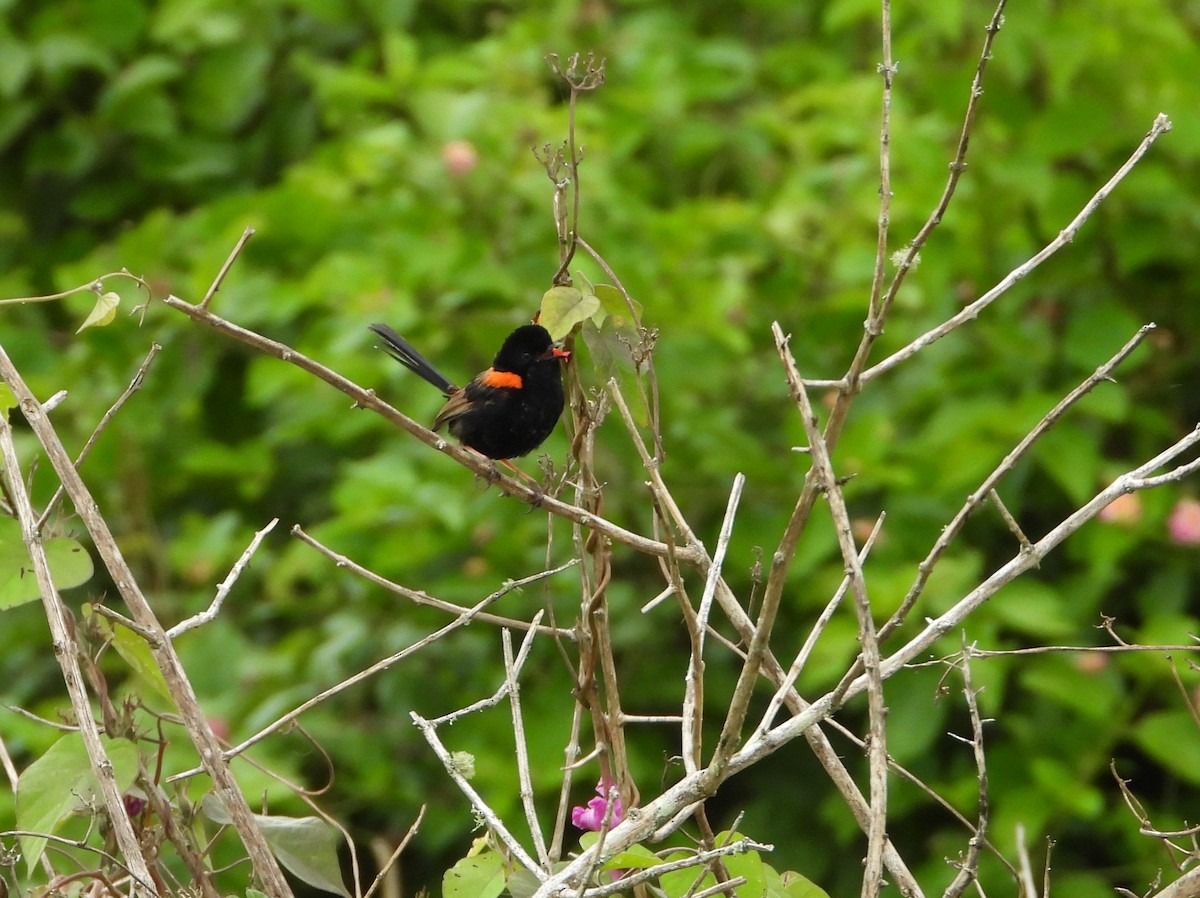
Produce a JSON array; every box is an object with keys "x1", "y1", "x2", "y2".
[{"x1": 571, "y1": 779, "x2": 624, "y2": 831}]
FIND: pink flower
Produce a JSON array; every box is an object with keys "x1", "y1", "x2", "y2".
[
  {"x1": 441, "y1": 140, "x2": 478, "y2": 176},
  {"x1": 571, "y1": 779, "x2": 624, "y2": 831},
  {"x1": 1168, "y1": 498, "x2": 1200, "y2": 546},
  {"x1": 1098, "y1": 492, "x2": 1142, "y2": 526}
]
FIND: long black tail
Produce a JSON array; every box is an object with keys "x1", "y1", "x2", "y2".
[{"x1": 369, "y1": 323, "x2": 457, "y2": 395}]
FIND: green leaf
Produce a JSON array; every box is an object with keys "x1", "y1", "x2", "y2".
[
  {"x1": 764, "y1": 866, "x2": 832, "y2": 898},
  {"x1": 0, "y1": 517, "x2": 94, "y2": 611},
  {"x1": 601, "y1": 842, "x2": 661, "y2": 870},
  {"x1": 202, "y1": 795, "x2": 351, "y2": 896},
  {"x1": 505, "y1": 867, "x2": 542, "y2": 898},
  {"x1": 991, "y1": 579, "x2": 1079, "y2": 639},
  {"x1": 716, "y1": 832, "x2": 766, "y2": 898},
  {"x1": 1036, "y1": 424, "x2": 1102, "y2": 506},
  {"x1": 76, "y1": 291, "x2": 121, "y2": 332},
  {"x1": 442, "y1": 851, "x2": 506, "y2": 898},
  {"x1": 0, "y1": 34, "x2": 32, "y2": 98},
  {"x1": 87, "y1": 606, "x2": 176, "y2": 706},
  {"x1": 659, "y1": 849, "x2": 713, "y2": 898},
  {"x1": 539, "y1": 285, "x2": 601, "y2": 341},
  {"x1": 16, "y1": 734, "x2": 140, "y2": 873},
  {"x1": 592, "y1": 284, "x2": 641, "y2": 326},
  {"x1": 1133, "y1": 710, "x2": 1200, "y2": 784}
]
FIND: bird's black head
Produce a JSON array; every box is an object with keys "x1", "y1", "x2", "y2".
[{"x1": 493, "y1": 324, "x2": 567, "y2": 374}]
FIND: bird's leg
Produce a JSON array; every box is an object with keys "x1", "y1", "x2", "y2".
[{"x1": 500, "y1": 459, "x2": 547, "y2": 507}]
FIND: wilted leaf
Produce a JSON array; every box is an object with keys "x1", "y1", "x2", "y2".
[{"x1": 202, "y1": 795, "x2": 350, "y2": 897}]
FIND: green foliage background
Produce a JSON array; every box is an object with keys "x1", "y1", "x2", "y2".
[{"x1": 2, "y1": 0, "x2": 1200, "y2": 895}]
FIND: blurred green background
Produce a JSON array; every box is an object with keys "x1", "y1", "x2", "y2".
[{"x1": 2, "y1": 0, "x2": 1200, "y2": 895}]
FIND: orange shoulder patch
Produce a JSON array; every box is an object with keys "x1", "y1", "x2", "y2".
[{"x1": 479, "y1": 368, "x2": 523, "y2": 389}]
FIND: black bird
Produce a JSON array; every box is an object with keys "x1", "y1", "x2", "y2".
[{"x1": 369, "y1": 323, "x2": 569, "y2": 460}]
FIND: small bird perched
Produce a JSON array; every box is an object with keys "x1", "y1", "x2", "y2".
[{"x1": 369, "y1": 322, "x2": 569, "y2": 461}]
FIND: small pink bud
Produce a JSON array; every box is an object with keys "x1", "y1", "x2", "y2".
[
  {"x1": 442, "y1": 139, "x2": 478, "y2": 176},
  {"x1": 1167, "y1": 498, "x2": 1200, "y2": 546},
  {"x1": 1098, "y1": 492, "x2": 1142, "y2": 526}
]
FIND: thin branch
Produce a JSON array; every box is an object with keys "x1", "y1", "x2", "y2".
[
  {"x1": 36, "y1": 342, "x2": 162, "y2": 531},
  {"x1": 943, "y1": 642, "x2": 989, "y2": 898},
  {"x1": 168, "y1": 579, "x2": 551, "y2": 783},
  {"x1": 877, "y1": 323, "x2": 1156, "y2": 646},
  {"x1": 169, "y1": 518, "x2": 278, "y2": 638},
  {"x1": 362, "y1": 807, "x2": 425, "y2": 898},
  {"x1": 292, "y1": 525, "x2": 575, "y2": 636},
  {"x1": 755, "y1": 513, "x2": 885, "y2": 740},
  {"x1": 411, "y1": 711, "x2": 544, "y2": 877},
  {"x1": 0, "y1": 405, "x2": 158, "y2": 898},
  {"x1": 873, "y1": 0, "x2": 1008, "y2": 325},
  {"x1": 683, "y1": 473, "x2": 745, "y2": 772},
  {"x1": 163, "y1": 293, "x2": 692, "y2": 562},
  {"x1": 987, "y1": 488, "x2": 1033, "y2": 552},
  {"x1": 862, "y1": 114, "x2": 1172, "y2": 384},
  {"x1": 575, "y1": 839, "x2": 773, "y2": 898},
  {"x1": 867, "y1": 0, "x2": 896, "y2": 325},
  {"x1": 773, "y1": 324, "x2": 888, "y2": 898},
  {"x1": 200, "y1": 225, "x2": 255, "y2": 311},
  {"x1": 0, "y1": 270, "x2": 148, "y2": 307},
  {"x1": 504, "y1": 627, "x2": 551, "y2": 866},
  {"x1": 409, "y1": 611, "x2": 542, "y2": 728}
]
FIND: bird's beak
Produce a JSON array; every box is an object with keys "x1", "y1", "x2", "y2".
[{"x1": 551, "y1": 346, "x2": 570, "y2": 360}]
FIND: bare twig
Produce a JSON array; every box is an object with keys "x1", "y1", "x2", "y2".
[
  {"x1": 36, "y1": 342, "x2": 162, "y2": 532},
  {"x1": 867, "y1": 0, "x2": 896, "y2": 325},
  {"x1": 942, "y1": 642, "x2": 989, "y2": 898},
  {"x1": 362, "y1": 808, "x2": 425, "y2": 898},
  {"x1": 1015, "y1": 825, "x2": 1038, "y2": 898},
  {"x1": 200, "y1": 226, "x2": 256, "y2": 310},
  {"x1": 169, "y1": 518, "x2": 279, "y2": 638},
  {"x1": 0, "y1": 270, "x2": 148, "y2": 308},
  {"x1": 987, "y1": 488, "x2": 1033, "y2": 552},
  {"x1": 0, "y1": 401, "x2": 157, "y2": 898},
  {"x1": 411, "y1": 710, "x2": 544, "y2": 876},
  {"x1": 0, "y1": 730, "x2": 19, "y2": 790},
  {"x1": 874, "y1": 0, "x2": 1008, "y2": 326},
  {"x1": 576, "y1": 838, "x2": 772, "y2": 898},
  {"x1": 755, "y1": 513, "x2": 885, "y2": 739},
  {"x1": 292, "y1": 525, "x2": 575, "y2": 636},
  {"x1": 169, "y1": 580, "x2": 553, "y2": 783},
  {"x1": 772, "y1": 324, "x2": 888, "y2": 898},
  {"x1": 877, "y1": 323, "x2": 1157, "y2": 646},
  {"x1": 504, "y1": 628, "x2": 551, "y2": 866},
  {"x1": 861, "y1": 115, "x2": 1172, "y2": 384},
  {"x1": 683, "y1": 474, "x2": 745, "y2": 772}
]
